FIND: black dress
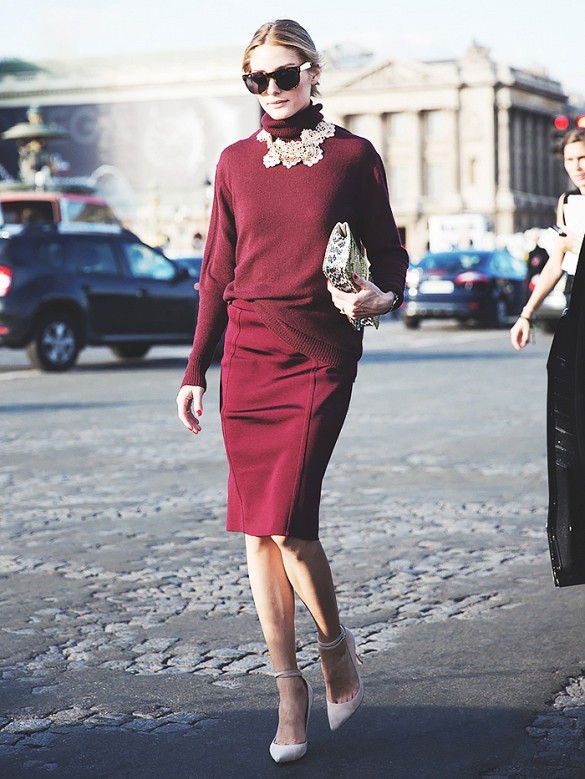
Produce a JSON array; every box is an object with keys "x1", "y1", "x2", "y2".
[{"x1": 546, "y1": 237, "x2": 585, "y2": 586}]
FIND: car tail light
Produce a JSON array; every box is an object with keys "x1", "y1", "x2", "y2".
[
  {"x1": 454, "y1": 271, "x2": 489, "y2": 285},
  {"x1": 0, "y1": 265, "x2": 12, "y2": 296}
]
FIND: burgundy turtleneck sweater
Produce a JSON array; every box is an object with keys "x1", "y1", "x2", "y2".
[{"x1": 181, "y1": 102, "x2": 409, "y2": 389}]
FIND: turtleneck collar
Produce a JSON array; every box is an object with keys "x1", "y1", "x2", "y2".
[{"x1": 261, "y1": 102, "x2": 324, "y2": 140}]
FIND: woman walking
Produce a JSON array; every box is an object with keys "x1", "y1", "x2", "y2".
[
  {"x1": 510, "y1": 128, "x2": 585, "y2": 586},
  {"x1": 177, "y1": 19, "x2": 408, "y2": 763}
]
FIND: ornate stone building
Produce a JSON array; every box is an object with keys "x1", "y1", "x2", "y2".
[
  {"x1": 0, "y1": 44, "x2": 569, "y2": 256},
  {"x1": 323, "y1": 44, "x2": 568, "y2": 257}
]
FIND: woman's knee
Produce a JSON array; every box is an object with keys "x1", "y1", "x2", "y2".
[
  {"x1": 245, "y1": 533, "x2": 276, "y2": 556},
  {"x1": 272, "y1": 534, "x2": 318, "y2": 561}
]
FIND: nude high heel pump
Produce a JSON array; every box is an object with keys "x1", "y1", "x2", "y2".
[
  {"x1": 269, "y1": 669, "x2": 314, "y2": 764},
  {"x1": 318, "y1": 625, "x2": 364, "y2": 731}
]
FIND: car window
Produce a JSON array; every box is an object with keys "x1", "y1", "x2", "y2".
[
  {"x1": 123, "y1": 243, "x2": 175, "y2": 280},
  {"x1": 509, "y1": 256, "x2": 528, "y2": 277},
  {"x1": 37, "y1": 240, "x2": 68, "y2": 271},
  {"x1": 4, "y1": 237, "x2": 37, "y2": 265},
  {"x1": 66, "y1": 238, "x2": 120, "y2": 275},
  {"x1": 173, "y1": 256, "x2": 203, "y2": 280},
  {"x1": 63, "y1": 200, "x2": 119, "y2": 225},
  {"x1": 489, "y1": 254, "x2": 508, "y2": 275},
  {"x1": 4, "y1": 236, "x2": 66, "y2": 268},
  {"x1": 0, "y1": 200, "x2": 55, "y2": 225},
  {"x1": 417, "y1": 253, "x2": 483, "y2": 272},
  {"x1": 490, "y1": 253, "x2": 526, "y2": 278}
]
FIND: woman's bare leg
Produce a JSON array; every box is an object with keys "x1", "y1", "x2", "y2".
[
  {"x1": 271, "y1": 535, "x2": 360, "y2": 705},
  {"x1": 245, "y1": 534, "x2": 308, "y2": 745}
]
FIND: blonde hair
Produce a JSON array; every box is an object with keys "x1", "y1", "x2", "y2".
[{"x1": 242, "y1": 19, "x2": 321, "y2": 96}]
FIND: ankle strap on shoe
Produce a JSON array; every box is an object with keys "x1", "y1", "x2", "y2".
[
  {"x1": 274, "y1": 669, "x2": 303, "y2": 679},
  {"x1": 317, "y1": 624, "x2": 346, "y2": 650}
]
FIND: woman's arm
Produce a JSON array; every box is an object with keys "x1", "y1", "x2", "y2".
[
  {"x1": 181, "y1": 154, "x2": 236, "y2": 389},
  {"x1": 510, "y1": 204, "x2": 567, "y2": 350},
  {"x1": 357, "y1": 144, "x2": 409, "y2": 304}
]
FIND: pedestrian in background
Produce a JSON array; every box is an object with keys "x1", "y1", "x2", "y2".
[
  {"x1": 510, "y1": 129, "x2": 585, "y2": 350},
  {"x1": 176, "y1": 18, "x2": 408, "y2": 764},
  {"x1": 526, "y1": 229, "x2": 549, "y2": 283},
  {"x1": 510, "y1": 128, "x2": 585, "y2": 587}
]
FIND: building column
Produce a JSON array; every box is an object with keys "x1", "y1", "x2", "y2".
[{"x1": 495, "y1": 98, "x2": 515, "y2": 235}]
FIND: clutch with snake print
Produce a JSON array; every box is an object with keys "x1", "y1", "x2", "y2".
[{"x1": 322, "y1": 221, "x2": 379, "y2": 331}]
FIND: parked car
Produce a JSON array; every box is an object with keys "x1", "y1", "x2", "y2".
[
  {"x1": 0, "y1": 223, "x2": 199, "y2": 371},
  {"x1": 403, "y1": 249, "x2": 527, "y2": 329},
  {"x1": 169, "y1": 255, "x2": 203, "y2": 283},
  {"x1": 0, "y1": 190, "x2": 120, "y2": 228}
]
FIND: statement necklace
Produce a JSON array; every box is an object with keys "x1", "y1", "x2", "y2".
[{"x1": 257, "y1": 120, "x2": 336, "y2": 169}]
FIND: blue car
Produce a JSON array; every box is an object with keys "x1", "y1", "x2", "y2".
[
  {"x1": 403, "y1": 249, "x2": 527, "y2": 329},
  {"x1": 170, "y1": 255, "x2": 203, "y2": 283}
]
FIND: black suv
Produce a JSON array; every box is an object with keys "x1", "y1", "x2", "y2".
[{"x1": 0, "y1": 225, "x2": 199, "y2": 371}]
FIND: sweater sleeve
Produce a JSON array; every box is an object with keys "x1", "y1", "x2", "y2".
[
  {"x1": 181, "y1": 154, "x2": 236, "y2": 389},
  {"x1": 358, "y1": 144, "x2": 409, "y2": 307}
]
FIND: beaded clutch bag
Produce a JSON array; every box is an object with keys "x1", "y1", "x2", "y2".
[{"x1": 322, "y1": 222, "x2": 379, "y2": 331}]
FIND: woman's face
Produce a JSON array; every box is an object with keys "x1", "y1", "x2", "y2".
[
  {"x1": 248, "y1": 44, "x2": 316, "y2": 121},
  {"x1": 564, "y1": 141, "x2": 585, "y2": 192}
]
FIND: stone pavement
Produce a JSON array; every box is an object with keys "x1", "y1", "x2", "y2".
[{"x1": 1, "y1": 323, "x2": 585, "y2": 777}]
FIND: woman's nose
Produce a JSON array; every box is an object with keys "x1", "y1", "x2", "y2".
[{"x1": 266, "y1": 77, "x2": 281, "y2": 95}]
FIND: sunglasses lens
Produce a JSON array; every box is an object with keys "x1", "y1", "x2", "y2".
[
  {"x1": 244, "y1": 73, "x2": 268, "y2": 94},
  {"x1": 274, "y1": 68, "x2": 300, "y2": 90}
]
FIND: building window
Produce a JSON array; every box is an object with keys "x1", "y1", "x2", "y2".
[{"x1": 424, "y1": 110, "x2": 446, "y2": 138}]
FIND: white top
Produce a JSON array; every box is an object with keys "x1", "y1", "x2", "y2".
[{"x1": 561, "y1": 194, "x2": 585, "y2": 274}]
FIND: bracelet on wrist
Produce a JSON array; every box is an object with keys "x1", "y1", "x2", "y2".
[{"x1": 519, "y1": 314, "x2": 533, "y2": 322}]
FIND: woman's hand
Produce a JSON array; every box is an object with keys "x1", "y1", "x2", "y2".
[
  {"x1": 510, "y1": 317, "x2": 532, "y2": 351},
  {"x1": 327, "y1": 274, "x2": 396, "y2": 320},
  {"x1": 176, "y1": 384, "x2": 205, "y2": 434}
]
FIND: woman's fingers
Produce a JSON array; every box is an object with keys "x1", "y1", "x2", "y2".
[
  {"x1": 327, "y1": 279, "x2": 390, "y2": 318},
  {"x1": 176, "y1": 385, "x2": 204, "y2": 434},
  {"x1": 510, "y1": 319, "x2": 530, "y2": 351}
]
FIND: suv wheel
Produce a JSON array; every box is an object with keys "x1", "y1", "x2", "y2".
[
  {"x1": 27, "y1": 314, "x2": 81, "y2": 372},
  {"x1": 111, "y1": 344, "x2": 151, "y2": 360}
]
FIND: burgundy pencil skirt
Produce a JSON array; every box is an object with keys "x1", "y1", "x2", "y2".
[{"x1": 220, "y1": 300, "x2": 354, "y2": 540}]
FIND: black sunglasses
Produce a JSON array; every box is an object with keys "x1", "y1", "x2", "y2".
[{"x1": 242, "y1": 62, "x2": 312, "y2": 95}]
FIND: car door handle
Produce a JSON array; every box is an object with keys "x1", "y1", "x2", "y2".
[{"x1": 135, "y1": 288, "x2": 148, "y2": 297}]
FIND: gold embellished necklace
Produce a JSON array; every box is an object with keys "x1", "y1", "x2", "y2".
[{"x1": 257, "y1": 120, "x2": 336, "y2": 169}]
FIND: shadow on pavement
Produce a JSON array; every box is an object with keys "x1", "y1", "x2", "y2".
[{"x1": 0, "y1": 699, "x2": 537, "y2": 779}]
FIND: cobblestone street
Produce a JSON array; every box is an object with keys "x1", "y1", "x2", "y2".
[{"x1": 1, "y1": 321, "x2": 585, "y2": 778}]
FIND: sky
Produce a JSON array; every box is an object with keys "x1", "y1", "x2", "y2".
[{"x1": 1, "y1": 0, "x2": 582, "y2": 97}]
